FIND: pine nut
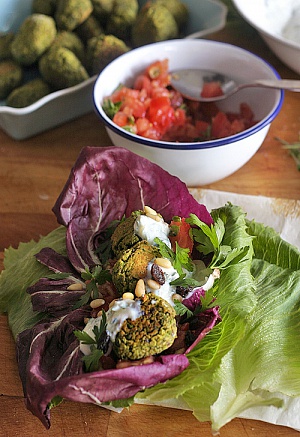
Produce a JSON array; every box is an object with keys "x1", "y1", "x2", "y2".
[
  {"x1": 84, "y1": 317, "x2": 90, "y2": 324},
  {"x1": 147, "y1": 278, "x2": 160, "y2": 290},
  {"x1": 154, "y1": 257, "x2": 172, "y2": 269},
  {"x1": 67, "y1": 282, "x2": 84, "y2": 291},
  {"x1": 90, "y1": 298, "x2": 105, "y2": 308},
  {"x1": 109, "y1": 299, "x2": 116, "y2": 308},
  {"x1": 97, "y1": 310, "x2": 103, "y2": 318},
  {"x1": 172, "y1": 293, "x2": 183, "y2": 303},
  {"x1": 122, "y1": 292, "x2": 134, "y2": 300},
  {"x1": 135, "y1": 279, "x2": 146, "y2": 297},
  {"x1": 146, "y1": 212, "x2": 159, "y2": 221},
  {"x1": 144, "y1": 205, "x2": 157, "y2": 216}
]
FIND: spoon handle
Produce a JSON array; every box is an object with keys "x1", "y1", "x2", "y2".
[{"x1": 252, "y1": 79, "x2": 300, "y2": 91}]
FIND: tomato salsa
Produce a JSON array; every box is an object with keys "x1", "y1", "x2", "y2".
[{"x1": 102, "y1": 59, "x2": 257, "y2": 142}]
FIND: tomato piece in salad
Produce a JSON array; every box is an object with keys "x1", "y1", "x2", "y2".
[{"x1": 169, "y1": 217, "x2": 194, "y2": 254}]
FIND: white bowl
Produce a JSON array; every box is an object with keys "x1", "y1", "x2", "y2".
[
  {"x1": 232, "y1": 0, "x2": 300, "y2": 75},
  {"x1": 93, "y1": 39, "x2": 283, "y2": 186},
  {"x1": 0, "y1": 0, "x2": 227, "y2": 140}
]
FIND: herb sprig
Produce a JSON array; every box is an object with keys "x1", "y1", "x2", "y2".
[
  {"x1": 74, "y1": 312, "x2": 108, "y2": 372},
  {"x1": 73, "y1": 265, "x2": 112, "y2": 309}
]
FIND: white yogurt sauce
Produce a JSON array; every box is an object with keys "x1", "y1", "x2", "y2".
[
  {"x1": 134, "y1": 214, "x2": 171, "y2": 247},
  {"x1": 80, "y1": 299, "x2": 142, "y2": 355},
  {"x1": 145, "y1": 261, "x2": 179, "y2": 305}
]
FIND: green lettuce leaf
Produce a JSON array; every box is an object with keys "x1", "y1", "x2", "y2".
[{"x1": 0, "y1": 226, "x2": 66, "y2": 338}]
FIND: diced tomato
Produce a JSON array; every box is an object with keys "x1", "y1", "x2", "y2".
[
  {"x1": 113, "y1": 111, "x2": 131, "y2": 127},
  {"x1": 121, "y1": 95, "x2": 146, "y2": 118},
  {"x1": 147, "y1": 96, "x2": 175, "y2": 131},
  {"x1": 136, "y1": 117, "x2": 150, "y2": 134},
  {"x1": 103, "y1": 59, "x2": 258, "y2": 143},
  {"x1": 146, "y1": 59, "x2": 170, "y2": 87},
  {"x1": 201, "y1": 81, "x2": 223, "y2": 98},
  {"x1": 211, "y1": 111, "x2": 231, "y2": 139},
  {"x1": 195, "y1": 120, "x2": 210, "y2": 138},
  {"x1": 134, "y1": 74, "x2": 152, "y2": 95},
  {"x1": 169, "y1": 217, "x2": 194, "y2": 254},
  {"x1": 174, "y1": 108, "x2": 186, "y2": 126}
]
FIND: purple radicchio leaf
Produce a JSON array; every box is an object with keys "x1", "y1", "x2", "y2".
[
  {"x1": 27, "y1": 248, "x2": 86, "y2": 316},
  {"x1": 52, "y1": 146, "x2": 213, "y2": 272},
  {"x1": 182, "y1": 287, "x2": 221, "y2": 354},
  {"x1": 16, "y1": 307, "x2": 189, "y2": 429}
]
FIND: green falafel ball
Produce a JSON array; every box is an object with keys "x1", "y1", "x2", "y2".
[
  {"x1": 152, "y1": 0, "x2": 189, "y2": 30},
  {"x1": 6, "y1": 78, "x2": 51, "y2": 108},
  {"x1": 0, "y1": 32, "x2": 15, "y2": 61},
  {"x1": 55, "y1": 0, "x2": 93, "y2": 31},
  {"x1": 111, "y1": 211, "x2": 143, "y2": 257},
  {"x1": 106, "y1": 0, "x2": 139, "y2": 40},
  {"x1": 32, "y1": 0, "x2": 56, "y2": 16},
  {"x1": 113, "y1": 293, "x2": 177, "y2": 360},
  {"x1": 11, "y1": 14, "x2": 57, "y2": 66},
  {"x1": 91, "y1": 0, "x2": 114, "y2": 24},
  {"x1": 52, "y1": 31, "x2": 85, "y2": 63},
  {"x1": 112, "y1": 240, "x2": 161, "y2": 294},
  {"x1": 131, "y1": 3, "x2": 179, "y2": 47},
  {"x1": 39, "y1": 46, "x2": 89, "y2": 90},
  {"x1": 0, "y1": 60, "x2": 23, "y2": 100},
  {"x1": 75, "y1": 14, "x2": 104, "y2": 43},
  {"x1": 86, "y1": 34, "x2": 129, "y2": 75}
]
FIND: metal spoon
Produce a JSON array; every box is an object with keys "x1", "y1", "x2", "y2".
[{"x1": 170, "y1": 68, "x2": 300, "y2": 102}]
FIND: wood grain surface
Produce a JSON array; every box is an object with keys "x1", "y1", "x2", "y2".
[{"x1": 0, "y1": 14, "x2": 299, "y2": 437}]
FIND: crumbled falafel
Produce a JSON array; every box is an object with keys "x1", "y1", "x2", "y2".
[
  {"x1": 131, "y1": 2, "x2": 179, "y2": 47},
  {"x1": 152, "y1": 0, "x2": 189, "y2": 30},
  {"x1": 0, "y1": 32, "x2": 14, "y2": 61},
  {"x1": 113, "y1": 293, "x2": 177, "y2": 360},
  {"x1": 111, "y1": 211, "x2": 143, "y2": 257},
  {"x1": 0, "y1": 60, "x2": 23, "y2": 100},
  {"x1": 52, "y1": 31, "x2": 85, "y2": 63},
  {"x1": 32, "y1": 0, "x2": 56, "y2": 16},
  {"x1": 11, "y1": 14, "x2": 57, "y2": 66},
  {"x1": 106, "y1": 0, "x2": 139, "y2": 40},
  {"x1": 112, "y1": 240, "x2": 161, "y2": 294},
  {"x1": 75, "y1": 14, "x2": 104, "y2": 43},
  {"x1": 55, "y1": 0, "x2": 93, "y2": 31},
  {"x1": 39, "y1": 46, "x2": 89, "y2": 90},
  {"x1": 6, "y1": 78, "x2": 51, "y2": 108},
  {"x1": 86, "y1": 34, "x2": 129, "y2": 75}
]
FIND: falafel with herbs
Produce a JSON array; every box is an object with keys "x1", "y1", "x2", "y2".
[
  {"x1": 6, "y1": 78, "x2": 51, "y2": 108},
  {"x1": 106, "y1": 0, "x2": 139, "y2": 40},
  {"x1": 55, "y1": 0, "x2": 93, "y2": 31},
  {"x1": 0, "y1": 60, "x2": 23, "y2": 100},
  {"x1": 39, "y1": 46, "x2": 89, "y2": 90},
  {"x1": 86, "y1": 34, "x2": 129, "y2": 75},
  {"x1": 111, "y1": 210, "x2": 143, "y2": 257},
  {"x1": 112, "y1": 240, "x2": 161, "y2": 294},
  {"x1": 32, "y1": 0, "x2": 56, "y2": 16},
  {"x1": 112, "y1": 293, "x2": 177, "y2": 360},
  {"x1": 0, "y1": 32, "x2": 14, "y2": 61},
  {"x1": 131, "y1": 2, "x2": 179, "y2": 47},
  {"x1": 52, "y1": 30, "x2": 86, "y2": 63},
  {"x1": 11, "y1": 14, "x2": 57, "y2": 66}
]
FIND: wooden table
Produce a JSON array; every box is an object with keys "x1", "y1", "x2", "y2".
[{"x1": 0, "y1": 16, "x2": 300, "y2": 437}]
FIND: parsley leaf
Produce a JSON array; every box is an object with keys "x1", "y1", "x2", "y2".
[
  {"x1": 73, "y1": 265, "x2": 112, "y2": 309},
  {"x1": 173, "y1": 300, "x2": 193, "y2": 318},
  {"x1": 74, "y1": 312, "x2": 108, "y2": 372},
  {"x1": 102, "y1": 98, "x2": 122, "y2": 119}
]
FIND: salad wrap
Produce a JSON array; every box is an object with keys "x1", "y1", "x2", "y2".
[{"x1": 1, "y1": 146, "x2": 300, "y2": 433}]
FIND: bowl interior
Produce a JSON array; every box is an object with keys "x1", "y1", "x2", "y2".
[
  {"x1": 94, "y1": 39, "x2": 282, "y2": 146},
  {"x1": 232, "y1": 0, "x2": 300, "y2": 49}
]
